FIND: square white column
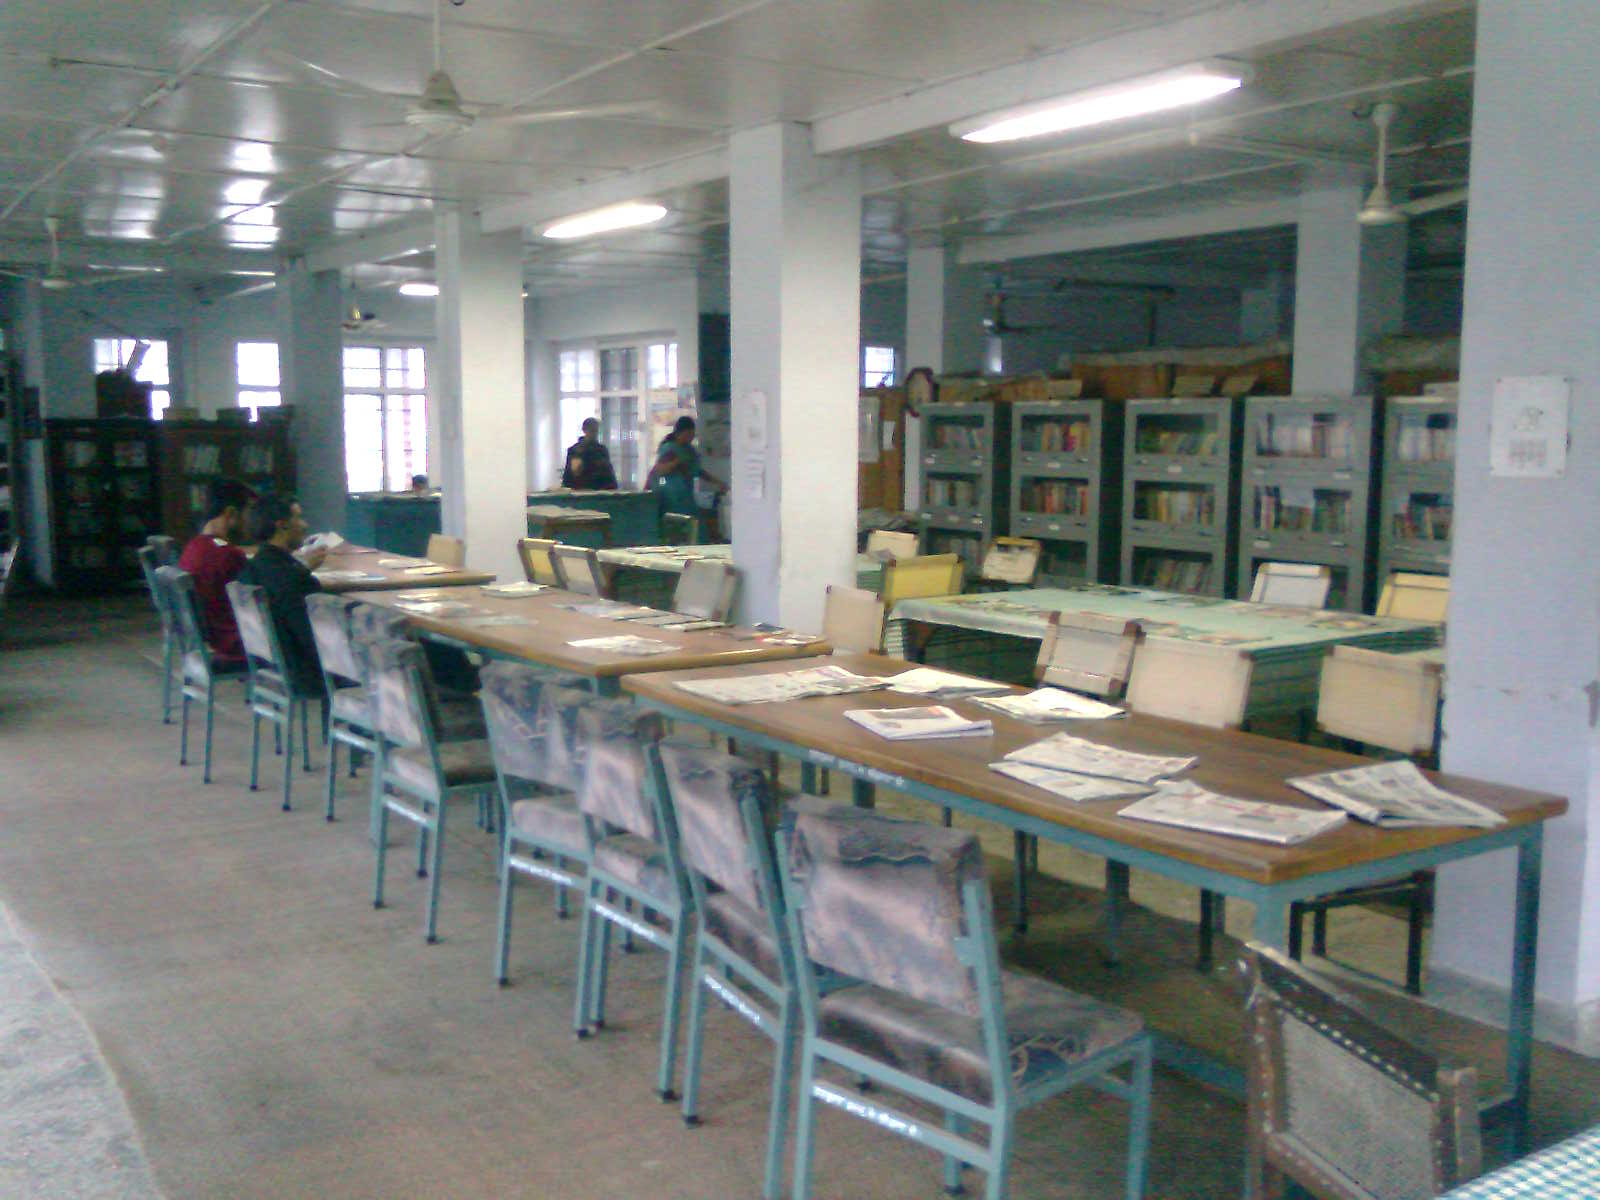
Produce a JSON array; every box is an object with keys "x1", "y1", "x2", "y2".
[{"x1": 275, "y1": 261, "x2": 346, "y2": 531}]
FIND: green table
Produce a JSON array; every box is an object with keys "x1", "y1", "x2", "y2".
[
  {"x1": 525, "y1": 488, "x2": 660, "y2": 545},
  {"x1": 599, "y1": 544, "x2": 885, "y2": 610},
  {"x1": 888, "y1": 584, "x2": 1441, "y2": 723},
  {"x1": 1444, "y1": 1125, "x2": 1600, "y2": 1196}
]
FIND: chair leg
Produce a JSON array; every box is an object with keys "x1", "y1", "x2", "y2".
[
  {"x1": 654, "y1": 913, "x2": 688, "y2": 1100},
  {"x1": 423, "y1": 801, "x2": 446, "y2": 944},
  {"x1": 590, "y1": 918, "x2": 613, "y2": 1029},
  {"x1": 1287, "y1": 902, "x2": 1306, "y2": 961},
  {"x1": 1011, "y1": 830, "x2": 1029, "y2": 934},
  {"x1": 1103, "y1": 861, "x2": 1130, "y2": 967},
  {"x1": 202, "y1": 687, "x2": 217, "y2": 784},
  {"x1": 680, "y1": 940, "x2": 710, "y2": 1124},
  {"x1": 179, "y1": 692, "x2": 192, "y2": 766},
  {"x1": 1311, "y1": 907, "x2": 1328, "y2": 957},
  {"x1": 983, "y1": 1108, "x2": 1014, "y2": 1200},
  {"x1": 573, "y1": 882, "x2": 599, "y2": 1038},
  {"x1": 280, "y1": 710, "x2": 295, "y2": 812},
  {"x1": 942, "y1": 806, "x2": 953, "y2": 827},
  {"x1": 416, "y1": 824, "x2": 429, "y2": 877},
  {"x1": 494, "y1": 844, "x2": 516, "y2": 985},
  {"x1": 160, "y1": 632, "x2": 175, "y2": 724},
  {"x1": 248, "y1": 711, "x2": 261, "y2": 790},
  {"x1": 791, "y1": 1048, "x2": 819, "y2": 1200},
  {"x1": 761, "y1": 998, "x2": 798, "y2": 1200},
  {"x1": 1405, "y1": 878, "x2": 1426, "y2": 996},
  {"x1": 325, "y1": 737, "x2": 340, "y2": 821},
  {"x1": 300, "y1": 700, "x2": 312, "y2": 771},
  {"x1": 943, "y1": 1110, "x2": 966, "y2": 1194},
  {"x1": 372, "y1": 795, "x2": 390, "y2": 909},
  {"x1": 1125, "y1": 1041, "x2": 1153, "y2": 1200}
]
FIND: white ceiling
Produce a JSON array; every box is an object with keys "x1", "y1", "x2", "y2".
[{"x1": 0, "y1": 0, "x2": 1475, "y2": 296}]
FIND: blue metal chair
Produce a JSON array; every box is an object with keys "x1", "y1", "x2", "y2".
[
  {"x1": 138, "y1": 541, "x2": 178, "y2": 723},
  {"x1": 570, "y1": 699, "x2": 690, "y2": 1102},
  {"x1": 157, "y1": 566, "x2": 247, "y2": 784},
  {"x1": 655, "y1": 741, "x2": 801, "y2": 1200},
  {"x1": 306, "y1": 594, "x2": 375, "y2": 822},
  {"x1": 479, "y1": 663, "x2": 596, "y2": 984},
  {"x1": 226, "y1": 580, "x2": 320, "y2": 812},
  {"x1": 367, "y1": 637, "x2": 497, "y2": 943},
  {"x1": 777, "y1": 805, "x2": 1154, "y2": 1200}
]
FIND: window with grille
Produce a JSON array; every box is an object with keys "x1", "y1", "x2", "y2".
[
  {"x1": 236, "y1": 341, "x2": 281, "y2": 421},
  {"x1": 343, "y1": 345, "x2": 428, "y2": 493},
  {"x1": 92, "y1": 338, "x2": 171, "y2": 419},
  {"x1": 863, "y1": 345, "x2": 896, "y2": 388}
]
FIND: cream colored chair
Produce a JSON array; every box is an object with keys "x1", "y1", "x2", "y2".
[
  {"x1": 673, "y1": 557, "x2": 738, "y2": 621},
  {"x1": 516, "y1": 537, "x2": 562, "y2": 587},
  {"x1": 822, "y1": 585, "x2": 885, "y2": 654},
  {"x1": 1035, "y1": 611, "x2": 1143, "y2": 699},
  {"x1": 1317, "y1": 645, "x2": 1443, "y2": 758},
  {"x1": 1377, "y1": 571, "x2": 1450, "y2": 623},
  {"x1": 425, "y1": 533, "x2": 465, "y2": 567},
  {"x1": 550, "y1": 544, "x2": 609, "y2": 596},
  {"x1": 978, "y1": 536, "x2": 1043, "y2": 587},
  {"x1": 864, "y1": 529, "x2": 919, "y2": 561},
  {"x1": 879, "y1": 553, "x2": 964, "y2": 609},
  {"x1": 1249, "y1": 561, "x2": 1331, "y2": 609}
]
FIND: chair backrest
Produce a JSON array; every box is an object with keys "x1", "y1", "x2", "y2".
[
  {"x1": 516, "y1": 537, "x2": 562, "y2": 586},
  {"x1": 1242, "y1": 944, "x2": 1481, "y2": 1200},
  {"x1": 784, "y1": 805, "x2": 985, "y2": 1016},
  {"x1": 0, "y1": 541, "x2": 17, "y2": 613},
  {"x1": 979, "y1": 537, "x2": 1042, "y2": 586},
  {"x1": 880, "y1": 553, "x2": 964, "y2": 609},
  {"x1": 822, "y1": 584, "x2": 885, "y2": 654},
  {"x1": 224, "y1": 580, "x2": 286, "y2": 674},
  {"x1": 145, "y1": 534, "x2": 178, "y2": 567},
  {"x1": 364, "y1": 637, "x2": 434, "y2": 751},
  {"x1": 478, "y1": 661, "x2": 592, "y2": 789},
  {"x1": 425, "y1": 533, "x2": 465, "y2": 567},
  {"x1": 1251, "y1": 561, "x2": 1332, "y2": 609},
  {"x1": 550, "y1": 544, "x2": 608, "y2": 596},
  {"x1": 1317, "y1": 646, "x2": 1444, "y2": 757},
  {"x1": 865, "y1": 529, "x2": 919, "y2": 561},
  {"x1": 660, "y1": 512, "x2": 699, "y2": 546},
  {"x1": 1377, "y1": 572, "x2": 1450, "y2": 624},
  {"x1": 539, "y1": 682, "x2": 600, "y2": 792},
  {"x1": 156, "y1": 566, "x2": 208, "y2": 665},
  {"x1": 673, "y1": 557, "x2": 738, "y2": 621},
  {"x1": 575, "y1": 699, "x2": 664, "y2": 839},
  {"x1": 1034, "y1": 611, "x2": 1143, "y2": 698},
  {"x1": 305, "y1": 594, "x2": 363, "y2": 686},
  {"x1": 136, "y1": 544, "x2": 169, "y2": 628},
  {"x1": 658, "y1": 741, "x2": 777, "y2": 912},
  {"x1": 1125, "y1": 639, "x2": 1253, "y2": 728}
]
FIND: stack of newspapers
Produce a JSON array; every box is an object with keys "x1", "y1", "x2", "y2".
[
  {"x1": 990, "y1": 732, "x2": 1193, "y2": 803},
  {"x1": 844, "y1": 705, "x2": 993, "y2": 740},
  {"x1": 1118, "y1": 783, "x2": 1348, "y2": 845},
  {"x1": 1288, "y1": 760, "x2": 1505, "y2": 828}
]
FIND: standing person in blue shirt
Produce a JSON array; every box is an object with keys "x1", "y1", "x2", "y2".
[{"x1": 646, "y1": 416, "x2": 726, "y2": 539}]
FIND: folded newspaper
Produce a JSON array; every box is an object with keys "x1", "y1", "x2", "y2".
[
  {"x1": 391, "y1": 598, "x2": 478, "y2": 617},
  {"x1": 311, "y1": 569, "x2": 381, "y2": 584},
  {"x1": 566, "y1": 635, "x2": 677, "y2": 656},
  {"x1": 1119, "y1": 782, "x2": 1348, "y2": 845},
  {"x1": 975, "y1": 688, "x2": 1124, "y2": 723},
  {"x1": 989, "y1": 760, "x2": 1150, "y2": 803},
  {"x1": 1004, "y1": 732, "x2": 1195, "y2": 784},
  {"x1": 405, "y1": 564, "x2": 456, "y2": 576},
  {"x1": 884, "y1": 667, "x2": 1012, "y2": 699},
  {"x1": 480, "y1": 581, "x2": 548, "y2": 597},
  {"x1": 674, "y1": 664, "x2": 888, "y2": 705},
  {"x1": 844, "y1": 705, "x2": 993, "y2": 741},
  {"x1": 1287, "y1": 760, "x2": 1505, "y2": 828}
]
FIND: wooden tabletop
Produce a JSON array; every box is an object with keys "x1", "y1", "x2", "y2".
[
  {"x1": 622, "y1": 653, "x2": 1566, "y2": 887},
  {"x1": 345, "y1": 586, "x2": 833, "y2": 678},
  {"x1": 313, "y1": 545, "x2": 497, "y2": 592}
]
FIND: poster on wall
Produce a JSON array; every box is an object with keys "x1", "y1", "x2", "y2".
[{"x1": 1490, "y1": 375, "x2": 1569, "y2": 478}]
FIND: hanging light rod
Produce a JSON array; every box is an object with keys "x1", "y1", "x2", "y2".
[
  {"x1": 541, "y1": 200, "x2": 668, "y2": 240},
  {"x1": 952, "y1": 62, "x2": 1250, "y2": 145}
]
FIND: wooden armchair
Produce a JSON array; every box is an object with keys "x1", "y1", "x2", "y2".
[
  {"x1": 1250, "y1": 561, "x2": 1332, "y2": 609},
  {"x1": 549, "y1": 544, "x2": 610, "y2": 596},
  {"x1": 673, "y1": 557, "x2": 739, "y2": 621},
  {"x1": 864, "y1": 528, "x2": 919, "y2": 561},
  {"x1": 977, "y1": 536, "x2": 1043, "y2": 589},
  {"x1": 822, "y1": 584, "x2": 885, "y2": 654},
  {"x1": 516, "y1": 537, "x2": 562, "y2": 587},
  {"x1": 1035, "y1": 610, "x2": 1143, "y2": 700},
  {"x1": 425, "y1": 533, "x2": 465, "y2": 567},
  {"x1": 1377, "y1": 572, "x2": 1450, "y2": 623},
  {"x1": 879, "y1": 553, "x2": 964, "y2": 609}
]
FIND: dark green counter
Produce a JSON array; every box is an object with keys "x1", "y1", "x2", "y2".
[
  {"x1": 343, "y1": 494, "x2": 441, "y2": 556},
  {"x1": 524, "y1": 488, "x2": 660, "y2": 546}
]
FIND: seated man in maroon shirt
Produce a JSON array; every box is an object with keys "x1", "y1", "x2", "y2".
[{"x1": 177, "y1": 478, "x2": 257, "y2": 663}]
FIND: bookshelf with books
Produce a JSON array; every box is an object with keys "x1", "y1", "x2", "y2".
[
  {"x1": 1120, "y1": 396, "x2": 1241, "y2": 597},
  {"x1": 1378, "y1": 394, "x2": 1456, "y2": 585},
  {"x1": 1009, "y1": 399, "x2": 1122, "y2": 584},
  {"x1": 918, "y1": 398, "x2": 1011, "y2": 569},
  {"x1": 1236, "y1": 394, "x2": 1376, "y2": 610},
  {"x1": 156, "y1": 420, "x2": 294, "y2": 541},
  {"x1": 46, "y1": 418, "x2": 162, "y2": 590},
  {"x1": 0, "y1": 355, "x2": 15, "y2": 551}
]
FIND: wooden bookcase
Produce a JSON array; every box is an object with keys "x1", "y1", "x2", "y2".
[
  {"x1": 1377, "y1": 395, "x2": 1456, "y2": 585},
  {"x1": 1009, "y1": 398, "x2": 1122, "y2": 584},
  {"x1": 1235, "y1": 394, "x2": 1376, "y2": 610},
  {"x1": 46, "y1": 418, "x2": 162, "y2": 590},
  {"x1": 1120, "y1": 396, "x2": 1241, "y2": 596},
  {"x1": 157, "y1": 420, "x2": 294, "y2": 541},
  {"x1": 917, "y1": 398, "x2": 1011, "y2": 574}
]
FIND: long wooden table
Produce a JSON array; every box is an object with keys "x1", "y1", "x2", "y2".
[
  {"x1": 622, "y1": 652, "x2": 1564, "y2": 1150},
  {"x1": 312, "y1": 544, "x2": 496, "y2": 592},
  {"x1": 344, "y1": 586, "x2": 830, "y2": 692},
  {"x1": 599, "y1": 544, "x2": 886, "y2": 609}
]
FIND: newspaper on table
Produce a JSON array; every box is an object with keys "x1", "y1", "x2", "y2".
[
  {"x1": 974, "y1": 688, "x2": 1124, "y2": 723},
  {"x1": 390, "y1": 597, "x2": 478, "y2": 617},
  {"x1": 617, "y1": 609, "x2": 694, "y2": 626},
  {"x1": 989, "y1": 760, "x2": 1150, "y2": 803},
  {"x1": 565, "y1": 635, "x2": 677, "y2": 656},
  {"x1": 480, "y1": 581, "x2": 547, "y2": 597},
  {"x1": 452, "y1": 614, "x2": 537, "y2": 629},
  {"x1": 844, "y1": 705, "x2": 993, "y2": 741},
  {"x1": 674, "y1": 663, "x2": 888, "y2": 706},
  {"x1": 1287, "y1": 760, "x2": 1505, "y2": 828},
  {"x1": 561, "y1": 600, "x2": 636, "y2": 619},
  {"x1": 378, "y1": 557, "x2": 420, "y2": 567},
  {"x1": 661, "y1": 619, "x2": 727, "y2": 632},
  {"x1": 405, "y1": 564, "x2": 455, "y2": 576},
  {"x1": 312, "y1": 569, "x2": 382, "y2": 584},
  {"x1": 884, "y1": 667, "x2": 1011, "y2": 699},
  {"x1": 1004, "y1": 731, "x2": 1195, "y2": 785},
  {"x1": 1119, "y1": 782, "x2": 1348, "y2": 845}
]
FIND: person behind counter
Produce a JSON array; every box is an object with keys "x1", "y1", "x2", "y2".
[
  {"x1": 646, "y1": 415, "x2": 726, "y2": 537},
  {"x1": 561, "y1": 418, "x2": 619, "y2": 490},
  {"x1": 408, "y1": 474, "x2": 432, "y2": 497}
]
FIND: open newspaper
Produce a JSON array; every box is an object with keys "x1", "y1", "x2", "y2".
[
  {"x1": 884, "y1": 667, "x2": 1011, "y2": 699},
  {"x1": 566, "y1": 635, "x2": 677, "y2": 656},
  {"x1": 311, "y1": 569, "x2": 382, "y2": 584},
  {"x1": 674, "y1": 664, "x2": 888, "y2": 705},
  {"x1": 1004, "y1": 731, "x2": 1195, "y2": 785},
  {"x1": 1287, "y1": 760, "x2": 1505, "y2": 828},
  {"x1": 844, "y1": 705, "x2": 993, "y2": 741},
  {"x1": 989, "y1": 760, "x2": 1149, "y2": 803},
  {"x1": 1119, "y1": 782, "x2": 1348, "y2": 845},
  {"x1": 480, "y1": 581, "x2": 548, "y2": 597},
  {"x1": 975, "y1": 688, "x2": 1124, "y2": 723}
]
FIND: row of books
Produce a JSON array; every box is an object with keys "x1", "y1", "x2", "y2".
[
  {"x1": 931, "y1": 424, "x2": 987, "y2": 450},
  {"x1": 1133, "y1": 486, "x2": 1215, "y2": 526},
  {"x1": 927, "y1": 531, "x2": 982, "y2": 566},
  {"x1": 1136, "y1": 554, "x2": 1211, "y2": 593},
  {"x1": 182, "y1": 444, "x2": 223, "y2": 472},
  {"x1": 1019, "y1": 420, "x2": 1093, "y2": 453},
  {"x1": 1394, "y1": 418, "x2": 1456, "y2": 464},
  {"x1": 1134, "y1": 427, "x2": 1222, "y2": 456},
  {"x1": 1254, "y1": 415, "x2": 1355, "y2": 460},
  {"x1": 1019, "y1": 480, "x2": 1090, "y2": 516},
  {"x1": 925, "y1": 478, "x2": 979, "y2": 508},
  {"x1": 1393, "y1": 500, "x2": 1453, "y2": 541},
  {"x1": 1253, "y1": 490, "x2": 1350, "y2": 535}
]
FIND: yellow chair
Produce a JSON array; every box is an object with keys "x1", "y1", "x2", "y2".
[
  {"x1": 822, "y1": 585, "x2": 885, "y2": 654},
  {"x1": 425, "y1": 533, "x2": 465, "y2": 567},
  {"x1": 1377, "y1": 571, "x2": 1450, "y2": 623},
  {"x1": 1249, "y1": 561, "x2": 1331, "y2": 609},
  {"x1": 516, "y1": 537, "x2": 562, "y2": 587},
  {"x1": 879, "y1": 553, "x2": 963, "y2": 609},
  {"x1": 864, "y1": 529, "x2": 919, "y2": 561}
]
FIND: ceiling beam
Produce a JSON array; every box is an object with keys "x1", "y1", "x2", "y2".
[
  {"x1": 303, "y1": 219, "x2": 436, "y2": 273},
  {"x1": 0, "y1": 237, "x2": 277, "y2": 276},
  {"x1": 958, "y1": 198, "x2": 1301, "y2": 265},
  {"x1": 812, "y1": 0, "x2": 1456, "y2": 154},
  {"x1": 479, "y1": 147, "x2": 728, "y2": 234}
]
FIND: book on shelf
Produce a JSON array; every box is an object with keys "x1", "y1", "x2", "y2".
[
  {"x1": 989, "y1": 760, "x2": 1149, "y2": 802},
  {"x1": 1255, "y1": 413, "x2": 1353, "y2": 460},
  {"x1": 974, "y1": 688, "x2": 1123, "y2": 723},
  {"x1": 182, "y1": 444, "x2": 222, "y2": 473},
  {"x1": 1255, "y1": 488, "x2": 1350, "y2": 535},
  {"x1": 1119, "y1": 782, "x2": 1347, "y2": 845},
  {"x1": 925, "y1": 478, "x2": 979, "y2": 508},
  {"x1": 1139, "y1": 555, "x2": 1211, "y2": 593},
  {"x1": 112, "y1": 441, "x2": 147, "y2": 468},
  {"x1": 1286, "y1": 760, "x2": 1505, "y2": 828},
  {"x1": 1135, "y1": 426, "x2": 1221, "y2": 456},
  {"x1": 1003, "y1": 731, "x2": 1194, "y2": 784},
  {"x1": 1393, "y1": 499, "x2": 1453, "y2": 541},
  {"x1": 1023, "y1": 419, "x2": 1092, "y2": 453},
  {"x1": 844, "y1": 705, "x2": 993, "y2": 741},
  {"x1": 1396, "y1": 417, "x2": 1456, "y2": 464},
  {"x1": 1135, "y1": 486, "x2": 1214, "y2": 526},
  {"x1": 884, "y1": 667, "x2": 1011, "y2": 699},
  {"x1": 1020, "y1": 480, "x2": 1089, "y2": 515},
  {"x1": 933, "y1": 424, "x2": 986, "y2": 451}
]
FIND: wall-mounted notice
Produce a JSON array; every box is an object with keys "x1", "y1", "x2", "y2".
[
  {"x1": 1490, "y1": 375, "x2": 1570, "y2": 478},
  {"x1": 741, "y1": 389, "x2": 769, "y2": 453}
]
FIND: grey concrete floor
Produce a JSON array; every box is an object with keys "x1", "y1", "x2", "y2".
[{"x1": 2, "y1": 593, "x2": 1597, "y2": 1200}]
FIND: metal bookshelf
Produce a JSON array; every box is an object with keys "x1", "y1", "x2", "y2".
[
  {"x1": 917, "y1": 399, "x2": 1011, "y2": 574},
  {"x1": 1377, "y1": 394, "x2": 1456, "y2": 585},
  {"x1": 1009, "y1": 398, "x2": 1122, "y2": 584},
  {"x1": 1236, "y1": 394, "x2": 1376, "y2": 610},
  {"x1": 46, "y1": 418, "x2": 162, "y2": 590},
  {"x1": 1120, "y1": 396, "x2": 1241, "y2": 596}
]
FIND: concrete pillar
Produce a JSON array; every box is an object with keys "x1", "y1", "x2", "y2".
[
  {"x1": 1240, "y1": 271, "x2": 1291, "y2": 344},
  {"x1": 942, "y1": 262, "x2": 989, "y2": 375},
  {"x1": 18, "y1": 280, "x2": 53, "y2": 584},
  {"x1": 903, "y1": 244, "x2": 946, "y2": 511},
  {"x1": 274, "y1": 260, "x2": 346, "y2": 532},
  {"x1": 1429, "y1": 0, "x2": 1600, "y2": 1048},
  {"x1": 434, "y1": 207, "x2": 528, "y2": 585},
  {"x1": 1291, "y1": 187, "x2": 1405, "y2": 393},
  {"x1": 729, "y1": 122, "x2": 860, "y2": 630}
]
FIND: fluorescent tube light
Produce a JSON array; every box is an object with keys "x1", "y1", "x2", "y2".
[
  {"x1": 542, "y1": 200, "x2": 668, "y2": 240},
  {"x1": 952, "y1": 63, "x2": 1247, "y2": 145},
  {"x1": 398, "y1": 281, "x2": 439, "y2": 297}
]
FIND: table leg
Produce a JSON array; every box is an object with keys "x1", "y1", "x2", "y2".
[
  {"x1": 1506, "y1": 829, "x2": 1543, "y2": 1156},
  {"x1": 1250, "y1": 894, "x2": 1288, "y2": 951},
  {"x1": 800, "y1": 762, "x2": 818, "y2": 795},
  {"x1": 851, "y1": 778, "x2": 875, "y2": 809}
]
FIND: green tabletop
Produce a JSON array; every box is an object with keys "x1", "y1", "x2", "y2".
[{"x1": 1443, "y1": 1126, "x2": 1600, "y2": 1197}]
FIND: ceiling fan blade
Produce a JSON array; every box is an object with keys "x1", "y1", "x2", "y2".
[
  {"x1": 0, "y1": 267, "x2": 39, "y2": 282},
  {"x1": 480, "y1": 100, "x2": 657, "y2": 125},
  {"x1": 263, "y1": 49, "x2": 403, "y2": 102},
  {"x1": 1400, "y1": 187, "x2": 1468, "y2": 217}
]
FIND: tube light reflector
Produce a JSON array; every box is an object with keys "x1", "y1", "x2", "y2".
[
  {"x1": 542, "y1": 201, "x2": 668, "y2": 240},
  {"x1": 398, "y1": 281, "x2": 439, "y2": 297},
  {"x1": 953, "y1": 63, "x2": 1247, "y2": 145}
]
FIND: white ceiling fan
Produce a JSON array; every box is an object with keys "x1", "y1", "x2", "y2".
[
  {"x1": 0, "y1": 217, "x2": 159, "y2": 290},
  {"x1": 1358, "y1": 102, "x2": 1468, "y2": 225},
  {"x1": 269, "y1": 0, "x2": 656, "y2": 138}
]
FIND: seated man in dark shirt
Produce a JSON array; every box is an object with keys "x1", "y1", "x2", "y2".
[
  {"x1": 561, "y1": 418, "x2": 619, "y2": 490},
  {"x1": 177, "y1": 478, "x2": 257, "y2": 662},
  {"x1": 236, "y1": 494, "x2": 326, "y2": 695}
]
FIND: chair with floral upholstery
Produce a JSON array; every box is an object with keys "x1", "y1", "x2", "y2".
[
  {"x1": 479, "y1": 663, "x2": 596, "y2": 984},
  {"x1": 226, "y1": 580, "x2": 321, "y2": 813},
  {"x1": 157, "y1": 566, "x2": 248, "y2": 784},
  {"x1": 306, "y1": 594, "x2": 376, "y2": 822},
  {"x1": 367, "y1": 637, "x2": 497, "y2": 943},
  {"x1": 570, "y1": 699, "x2": 690, "y2": 1102},
  {"x1": 777, "y1": 805, "x2": 1153, "y2": 1200}
]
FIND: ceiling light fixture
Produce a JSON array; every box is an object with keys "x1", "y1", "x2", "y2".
[
  {"x1": 398, "y1": 281, "x2": 439, "y2": 297},
  {"x1": 951, "y1": 62, "x2": 1248, "y2": 145},
  {"x1": 542, "y1": 200, "x2": 668, "y2": 240}
]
